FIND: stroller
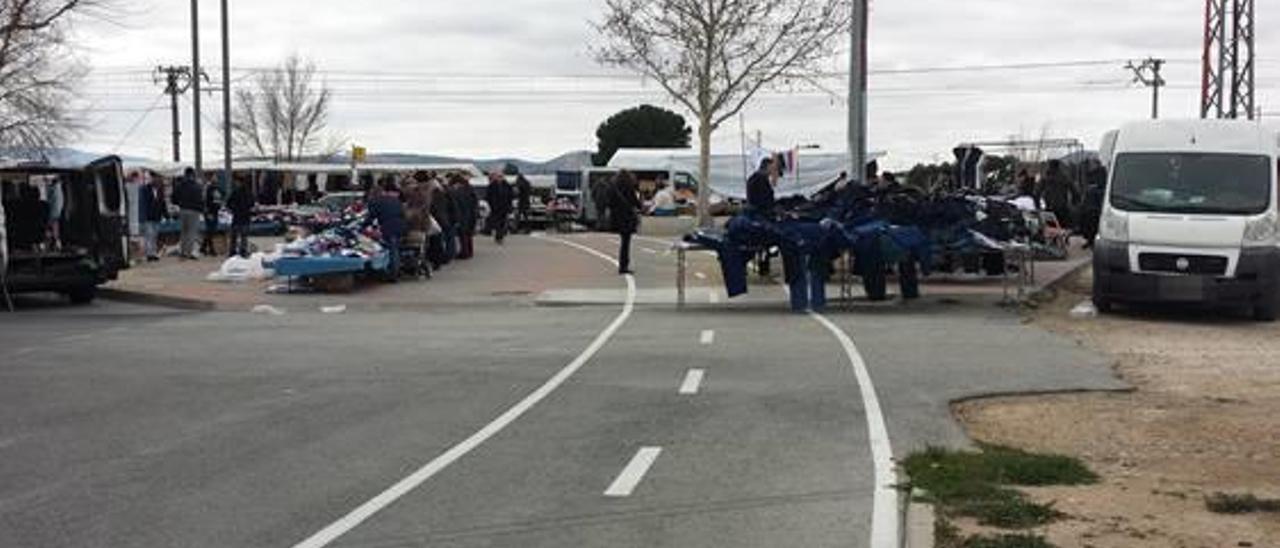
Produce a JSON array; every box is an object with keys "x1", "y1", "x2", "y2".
[{"x1": 400, "y1": 237, "x2": 431, "y2": 279}]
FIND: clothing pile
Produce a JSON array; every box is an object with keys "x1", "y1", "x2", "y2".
[
  {"x1": 281, "y1": 223, "x2": 385, "y2": 260},
  {"x1": 686, "y1": 183, "x2": 1037, "y2": 311}
]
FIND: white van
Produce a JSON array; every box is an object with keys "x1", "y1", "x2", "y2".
[{"x1": 1093, "y1": 119, "x2": 1280, "y2": 320}]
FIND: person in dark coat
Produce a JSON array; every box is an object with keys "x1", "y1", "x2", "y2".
[
  {"x1": 746, "y1": 157, "x2": 776, "y2": 218},
  {"x1": 514, "y1": 173, "x2": 533, "y2": 233},
  {"x1": 200, "y1": 175, "x2": 224, "y2": 256},
  {"x1": 172, "y1": 168, "x2": 204, "y2": 259},
  {"x1": 449, "y1": 174, "x2": 479, "y2": 259},
  {"x1": 226, "y1": 179, "x2": 255, "y2": 258},
  {"x1": 1038, "y1": 160, "x2": 1079, "y2": 231},
  {"x1": 364, "y1": 179, "x2": 407, "y2": 281},
  {"x1": 486, "y1": 172, "x2": 513, "y2": 244},
  {"x1": 137, "y1": 173, "x2": 167, "y2": 261},
  {"x1": 608, "y1": 170, "x2": 642, "y2": 275}
]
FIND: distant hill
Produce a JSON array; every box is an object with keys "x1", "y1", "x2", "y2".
[{"x1": 0, "y1": 147, "x2": 152, "y2": 167}]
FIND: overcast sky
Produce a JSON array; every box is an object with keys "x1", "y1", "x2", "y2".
[{"x1": 72, "y1": 0, "x2": 1278, "y2": 169}]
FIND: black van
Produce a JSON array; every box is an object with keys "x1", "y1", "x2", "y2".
[{"x1": 1, "y1": 156, "x2": 129, "y2": 304}]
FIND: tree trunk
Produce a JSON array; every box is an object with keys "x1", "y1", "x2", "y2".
[{"x1": 696, "y1": 119, "x2": 713, "y2": 228}]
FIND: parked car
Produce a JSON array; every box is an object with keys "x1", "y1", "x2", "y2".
[
  {"x1": 1, "y1": 156, "x2": 129, "y2": 304},
  {"x1": 1093, "y1": 119, "x2": 1280, "y2": 321}
]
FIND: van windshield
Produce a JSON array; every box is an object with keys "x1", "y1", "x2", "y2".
[{"x1": 1111, "y1": 152, "x2": 1273, "y2": 215}]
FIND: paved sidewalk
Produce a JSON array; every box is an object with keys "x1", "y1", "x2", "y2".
[{"x1": 103, "y1": 234, "x2": 619, "y2": 312}]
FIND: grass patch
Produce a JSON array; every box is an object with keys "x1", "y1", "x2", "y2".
[
  {"x1": 903, "y1": 445, "x2": 1095, "y2": 529},
  {"x1": 960, "y1": 533, "x2": 1053, "y2": 548},
  {"x1": 1205, "y1": 493, "x2": 1280, "y2": 514},
  {"x1": 906, "y1": 445, "x2": 1098, "y2": 547}
]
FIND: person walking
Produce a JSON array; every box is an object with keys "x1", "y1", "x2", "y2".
[
  {"x1": 608, "y1": 170, "x2": 642, "y2": 275},
  {"x1": 172, "y1": 168, "x2": 204, "y2": 260},
  {"x1": 486, "y1": 171, "x2": 513, "y2": 245},
  {"x1": 364, "y1": 178, "x2": 406, "y2": 282},
  {"x1": 226, "y1": 178, "x2": 255, "y2": 258},
  {"x1": 402, "y1": 179, "x2": 432, "y2": 278},
  {"x1": 137, "y1": 172, "x2": 166, "y2": 262},
  {"x1": 515, "y1": 172, "x2": 533, "y2": 233},
  {"x1": 449, "y1": 174, "x2": 478, "y2": 260},
  {"x1": 200, "y1": 175, "x2": 224, "y2": 257}
]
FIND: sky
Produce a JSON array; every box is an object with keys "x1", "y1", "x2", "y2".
[{"x1": 70, "y1": 0, "x2": 1279, "y2": 169}]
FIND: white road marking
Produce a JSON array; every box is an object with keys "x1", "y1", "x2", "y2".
[
  {"x1": 708, "y1": 292, "x2": 720, "y2": 304},
  {"x1": 12, "y1": 347, "x2": 36, "y2": 356},
  {"x1": 678, "y1": 369, "x2": 705, "y2": 395},
  {"x1": 641, "y1": 247, "x2": 658, "y2": 255},
  {"x1": 699, "y1": 330, "x2": 715, "y2": 345},
  {"x1": 809, "y1": 312, "x2": 900, "y2": 548},
  {"x1": 294, "y1": 235, "x2": 637, "y2": 548},
  {"x1": 694, "y1": 272, "x2": 707, "y2": 280},
  {"x1": 604, "y1": 447, "x2": 663, "y2": 497},
  {"x1": 63, "y1": 334, "x2": 93, "y2": 343}
]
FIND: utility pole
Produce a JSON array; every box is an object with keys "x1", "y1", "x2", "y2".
[
  {"x1": 1126, "y1": 58, "x2": 1166, "y2": 119},
  {"x1": 191, "y1": 0, "x2": 204, "y2": 173},
  {"x1": 153, "y1": 66, "x2": 193, "y2": 162},
  {"x1": 848, "y1": 0, "x2": 869, "y2": 182},
  {"x1": 220, "y1": 0, "x2": 232, "y2": 186}
]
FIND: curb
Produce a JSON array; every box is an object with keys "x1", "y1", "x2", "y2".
[
  {"x1": 1029, "y1": 257, "x2": 1092, "y2": 302},
  {"x1": 98, "y1": 288, "x2": 220, "y2": 312},
  {"x1": 904, "y1": 501, "x2": 937, "y2": 548}
]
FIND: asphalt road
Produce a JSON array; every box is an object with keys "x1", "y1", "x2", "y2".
[{"x1": 0, "y1": 233, "x2": 1122, "y2": 548}]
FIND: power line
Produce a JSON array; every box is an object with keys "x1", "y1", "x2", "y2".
[{"x1": 109, "y1": 93, "x2": 166, "y2": 152}]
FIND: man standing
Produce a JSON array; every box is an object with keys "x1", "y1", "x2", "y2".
[
  {"x1": 486, "y1": 172, "x2": 513, "y2": 245},
  {"x1": 746, "y1": 157, "x2": 777, "y2": 218},
  {"x1": 172, "y1": 168, "x2": 204, "y2": 260},
  {"x1": 608, "y1": 170, "x2": 642, "y2": 275},
  {"x1": 137, "y1": 172, "x2": 165, "y2": 262},
  {"x1": 364, "y1": 179, "x2": 406, "y2": 281},
  {"x1": 200, "y1": 174, "x2": 224, "y2": 257},
  {"x1": 515, "y1": 172, "x2": 533, "y2": 233},
  {"x1": 449, "y1": 174, "x2": 478, "y2": 260},
  {"x1": 226, "y1": 178, "x2": 255, "y2": 258},
  {"x1": 1038, "y1": 160, "x2": 1080, "y2": 232}
]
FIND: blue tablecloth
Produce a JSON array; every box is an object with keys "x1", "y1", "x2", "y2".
[{"x1": 269, "y1": 252, "x2": 390, "y2": 277}]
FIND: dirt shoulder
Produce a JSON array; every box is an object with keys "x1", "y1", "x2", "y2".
[{"x1": 955, "y1": 269, "x2": 1280, "y2": 547}]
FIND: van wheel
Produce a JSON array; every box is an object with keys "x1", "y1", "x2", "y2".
[
  {"x1": 1254, "y1": 297, "x2": 1278, "y2": 322},
  {"x1": 1092, "y1": 294, "x2": 1113, "y2": 314},
  {"x1": 67, "y1": 287, "x2": 97, "y2": 305}
]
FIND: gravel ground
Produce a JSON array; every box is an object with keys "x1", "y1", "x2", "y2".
[{"x1": 956, "y1": 268, "x2": 1280, "y2": 548}]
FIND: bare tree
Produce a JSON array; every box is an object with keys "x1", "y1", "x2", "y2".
[
  {"x1": 232, "y1": 54, "x2": 339, "y2": 162},
  {"x1": 595, "y1": 0, "x2": 851, "y2": 225},
  {"x1": 0, "y1": 0, "x2": 108, "y2": 153}
]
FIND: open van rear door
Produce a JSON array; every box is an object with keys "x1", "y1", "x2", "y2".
[{"x1": 86, "y1": 156, "x2": 129, "y2": 274}]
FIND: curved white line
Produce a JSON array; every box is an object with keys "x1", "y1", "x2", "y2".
[
  {"x1": 293, "y1": 236, "x2": 636, "y2": 548},
  {"x1": 809, "y1": 312, "x2": 900, "y2": 548}
]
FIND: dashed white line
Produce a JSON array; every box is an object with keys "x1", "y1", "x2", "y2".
[
  {"x1": 292, "y1": 235, "x2": 637, "y2": 548},
  {"x1": 678, "y1": 369, "x2": 705, "y2": 395},
  {"x1": 604, "y1": 447, "x2": 663, "y2": 497},
  {"x1": 699, "y1": 330, "x2": 715, "y2": 345},
  {"x1": 809, "y1": 312, "x2": 900, "y2": 548}
]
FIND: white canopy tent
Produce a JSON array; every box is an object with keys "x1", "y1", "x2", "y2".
[{"x1": 607, "y1": 148, "x2": 886, "y2": 200}]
